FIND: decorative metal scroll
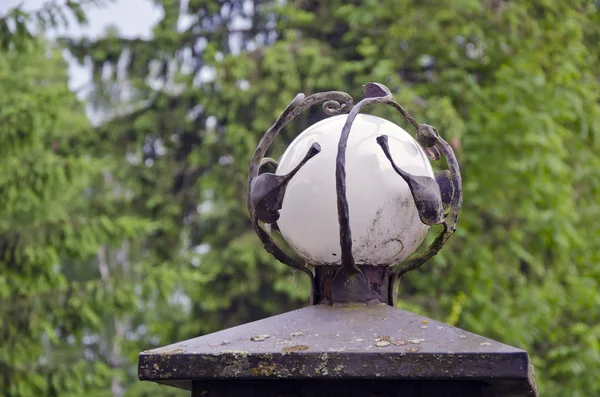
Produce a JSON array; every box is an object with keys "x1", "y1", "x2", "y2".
[{"x1": 247, "y1": 83, "x2": 462, "y2": 305}]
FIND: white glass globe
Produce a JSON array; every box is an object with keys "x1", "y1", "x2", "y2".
[{"x1": 275, "y1": 113, "x2": 434, "y2": 267}]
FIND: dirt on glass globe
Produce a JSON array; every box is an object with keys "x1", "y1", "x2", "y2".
[{"x1": 275, "y1": 113, "x2": 434, "y2": 267}]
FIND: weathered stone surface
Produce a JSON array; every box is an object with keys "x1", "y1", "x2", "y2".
[{"x1": 139, "y1": 303, "x2": 537, "y2": 396}]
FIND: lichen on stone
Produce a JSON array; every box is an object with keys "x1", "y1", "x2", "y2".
[
  {"x1": 282, "y1": 345, "x2": 310, "y2": 354},
  {"x1": 251, "y1": 334, "x2": 270, "y2": 342}
]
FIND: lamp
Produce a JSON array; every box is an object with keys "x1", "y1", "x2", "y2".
[
  {"x1": 247, "y1": 82, "x2": 462, "y2": 305},
  {"x1": 138, "y1": 83, "x2": 538, "y2": 397}
]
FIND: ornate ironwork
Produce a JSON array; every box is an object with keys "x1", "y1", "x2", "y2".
[{"x1": 247, "y1": 83, "x2": 462, "y2": 305}]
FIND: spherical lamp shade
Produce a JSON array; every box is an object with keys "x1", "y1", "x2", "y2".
[{"x1": 275, "y1": 114, "x2": 434, "y2": 267}]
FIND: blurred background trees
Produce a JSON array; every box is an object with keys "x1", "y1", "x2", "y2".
[{"x1": 0, "y1": 1, "x2": 599, "y2": 396}]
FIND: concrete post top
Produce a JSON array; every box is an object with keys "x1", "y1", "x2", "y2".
[{"x1": 139, "y1": 303, "x2": 537, "y2": 396}]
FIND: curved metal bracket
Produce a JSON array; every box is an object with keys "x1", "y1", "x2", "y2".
[
  {"x1": 379, "y1": 102, "x2": 463, "y2": 307},
  {"x1": 247, "y1": 91, "x2": 354, "y2": 304},
  {"x1": 330, "y1": 83, "x2": 463, "y2": 306},
  {"x1": 376, "y1": 134, "x2": 444, "y2": 226},
  {"x1": 334, "y1": 84, "x2": 393, "y2": 275},
  {"x1": 250, "y1": 142, "x2": 321, "y2": 224}
]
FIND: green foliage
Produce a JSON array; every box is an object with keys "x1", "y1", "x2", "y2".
[
  {"x1": 0, "y1": 40, "x2": 183, "y2": 397},
  {"x1": 0, "y1": 1, "x2": 113, "y2": 51},
  {"x1": 1, "y1": 1, "x2": 600, "y2": 397}
]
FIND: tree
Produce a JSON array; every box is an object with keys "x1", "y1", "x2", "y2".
[
  {"x1": 68, "y1": 1, "x2": 599, "y2": 396},
  {"x1": 2, "y1": 1, "x2": 599, "y2": 396},
  {"x1": 0, "y1": 34, "x2": 185, "y2": 397}
]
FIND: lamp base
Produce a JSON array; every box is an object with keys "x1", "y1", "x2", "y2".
[{"x1": 314, "y1": 265, "x2": 391, "y2": 305}]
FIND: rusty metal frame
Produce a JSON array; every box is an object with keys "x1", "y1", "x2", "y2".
[{"x1": 247, "y1": 83, "x2": 462, "y2": 306}]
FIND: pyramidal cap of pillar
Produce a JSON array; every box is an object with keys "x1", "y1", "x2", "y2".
[{"x1": 138, "y1": 303, "x2": 537, "y2": 396}]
